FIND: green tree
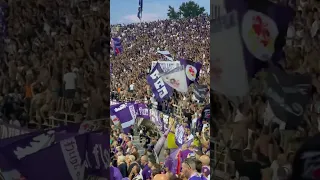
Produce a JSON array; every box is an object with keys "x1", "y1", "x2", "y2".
[
  {"x1": 167, "y1": 5, "x2": 181, "y2": 19},
  {"x1": 167, "y1": 1, "x2": 206, "y2": 19}
]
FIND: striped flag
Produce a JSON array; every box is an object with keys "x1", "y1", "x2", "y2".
[{"x1": 157, "y1": 50, "x2": 173, "y2": 61}]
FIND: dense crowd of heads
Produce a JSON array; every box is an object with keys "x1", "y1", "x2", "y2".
[{"x1": 0, "y1": 0, "x2": 109, "y2": 128}]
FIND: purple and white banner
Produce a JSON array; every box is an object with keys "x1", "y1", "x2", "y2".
[{"x1": 147, "y1": 63, "x2": 173, "y2": 102}]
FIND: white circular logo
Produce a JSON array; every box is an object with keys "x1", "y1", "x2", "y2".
[
  {"x1": 241, "y1": 10, "x2": 279, "y2": 61},
  {"x1": 185, "y1": 65, "x2": 197, "y2": 81}
]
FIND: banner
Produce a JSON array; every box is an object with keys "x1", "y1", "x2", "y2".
[
  {"x1": 265, "y1": 66, "x2": 311, "y2": 130},
  {"x1": 211, "y1": 11, "x2": 249, "y2": 97},
  {"x1": 147, "y1": 63, "x2": 173, "y2": 102},
  {"x1": 151, "y1": 61, "x2": 180, "y2": 72},
  {"x1": 179, "y1": 59, "x2": 202, "y2": 86},
  {"x1": 110, "y1": 103, "x2": 137, "y2": 134}
]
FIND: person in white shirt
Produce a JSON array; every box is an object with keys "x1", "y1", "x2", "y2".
[
  {"x1": 129, "y1": 83, "x2": 134, "y2": 93},
  {"x1": 63, "y1": 68, "x2": 77, "y2": 111}
]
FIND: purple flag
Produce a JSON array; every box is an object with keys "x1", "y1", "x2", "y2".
[
  {"x1": 179, "y1": 59, "x2": 202, "y2": 86},
  {"x1": 168, "y1": 140, "x2": 193, "y2": 174},
  {"x1": 147, "y1": 63, "x2": 173, "y2": 102},
  {"x1": 110, "y1": 103, "x2": 137, "y2": 134},
  {"x1": 0, "y1": 130, "x2": 56, "y2": 169},
  {"x1": 17, "y1": 134, "x2": 88, "y2": 180}
]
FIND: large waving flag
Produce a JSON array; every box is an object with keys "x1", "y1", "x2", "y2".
[
  {"x1": 211, "y1": 0, "x2": 293, "y2": 97},
  {"x1": 111, "y1": 38, "x2": 123, "y2": 56},
  {"x1": 179, "y1": 59, "x2": 202, "y2": 86},
  {"x1": 225, "y1": 0, "x2": 294, "y2": 77},
  {"x1": 157, "y1": 50, "x2": 173, "y2": 61},
  {"x1": 161, "y1": 66, "x2": 188, "y2": 93},
  {"x1": 137, "y1": 0, "x2": 143, "y2": 20},
  {"x1": 147, "y1": 63, "x2": 173, "y2": 102}
]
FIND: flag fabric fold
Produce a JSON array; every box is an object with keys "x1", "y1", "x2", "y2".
[{"x1": 161, "y1": 66, "x2": 188, "y2": 93}]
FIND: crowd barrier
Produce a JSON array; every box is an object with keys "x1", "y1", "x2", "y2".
[{"x1": 212, "y1": 139, "x2": 229, "y2": 179}]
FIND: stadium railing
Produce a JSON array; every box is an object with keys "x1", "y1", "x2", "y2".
[{"x1": 212, "y1": 139, "x2": 229, "y2": 178}]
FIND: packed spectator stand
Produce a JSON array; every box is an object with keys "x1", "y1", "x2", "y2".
[
  {"x1": 0, "y1": 0, "x2": 109, "y2": 129},
  {"x1": 110, "y1": 15, "x2": 211, "y2": 180}
]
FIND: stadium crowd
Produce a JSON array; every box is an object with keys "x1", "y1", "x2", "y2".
[
  {"x1": 110, "y1": 15, "x2": 211, "y2": 180},
  {"x1": 0, "y1": 0, "x2": 109, "y2": 128},
  {"x1": 210, "y1": 1, "x2": 320, "y2": 180}
]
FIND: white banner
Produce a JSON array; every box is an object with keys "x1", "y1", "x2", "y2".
[
  {"x1": 151, "y1": 61, "x2": 180, "y2": 72},
  {"x1": 211, "y1": 11, "x2": 249, "y2": 97}
]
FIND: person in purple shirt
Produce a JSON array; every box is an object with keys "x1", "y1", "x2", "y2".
[
  {"x1": 163, "y1": 149, "x2": 174, "y2": 173},
  {"x1": 180, "y1": 144, "x2": 195, "y2": 162},
  {"x1": 141, "y1": 155, "x2": 152, "y2": 180},
  {"x1": 110, "y1": 166, "x2": 123, "y2": 180},
  {"x1": 181, "y1": 158, "x2": 203, "y2": 180}
]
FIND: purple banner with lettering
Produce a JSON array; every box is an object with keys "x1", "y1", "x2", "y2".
[
  {"x1": 136, "y1": 103, "x2": 150, "y2": 119},
  {"x1": 147, "y1": 63, "x2": 173, "y2": 102}
]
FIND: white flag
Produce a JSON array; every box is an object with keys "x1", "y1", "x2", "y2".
[
  {"x1": 157, "y1": 50, "x2": 174, "y2": 61},
  {"x1": 161, "y1": 66, "x2": 188, "y2": 93}
]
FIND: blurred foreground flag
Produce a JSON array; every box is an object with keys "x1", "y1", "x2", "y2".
[
  {"x1": 211, "y1": 0, "x2": 293, "y2": 97},
  {"x1": 211, "y1": 11, "x2": 249, "y2": 97}
]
